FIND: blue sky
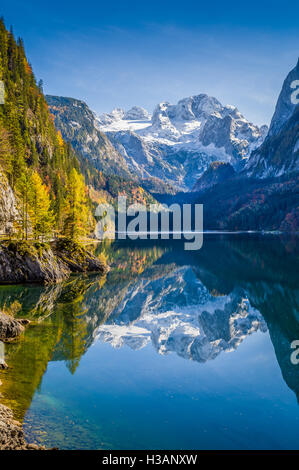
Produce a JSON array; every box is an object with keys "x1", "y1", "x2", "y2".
[{"x1": 1, "y1": 0, "x2": 299, "y2": 125}]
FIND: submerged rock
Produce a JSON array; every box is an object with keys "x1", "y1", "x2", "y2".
[
  {"x1": 0, "y1": 403, "x2": 46, "y2": 450},
  {"x1": 0, "y1": 312, "x2": 25, "y2": 342},
  {"x1": 0, "y1": 403, "x2": 26, "y2": 450}
]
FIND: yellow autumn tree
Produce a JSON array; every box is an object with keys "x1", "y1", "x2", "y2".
[
  {"x1": 17, "y1": 169, "x2": 32, "y2": 240},
  {"x1": 29, "y1": 171, "x2": 54, "y2": 240},
  {"x1": 63, "y1": 168, "x2": 89, "y2": 241},
  {"x1": 0, "y1": 124, "x2": 12, "y2": 174}
]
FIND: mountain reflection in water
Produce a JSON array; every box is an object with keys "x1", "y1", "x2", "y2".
[{"x1": 0, "y1": 234, "x2": 298, "y2": 449}]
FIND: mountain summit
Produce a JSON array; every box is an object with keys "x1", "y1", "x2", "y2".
[{"x1": 97, "y1": 94, "x2": 267, "y2": 191}]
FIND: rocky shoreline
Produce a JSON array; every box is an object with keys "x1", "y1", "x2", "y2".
[
  {"x1": 0, "y1": 239, "x2": 108, "y2": 285},
  {"x1": 0, "y1": 402, "x2": 47, "y2": 450},
  {"x1": 0, "y1": 239, "x2": 108, "y2": 449},
  {"x1": 0, "y1": 312, "x2": 45, "y2": 450}
]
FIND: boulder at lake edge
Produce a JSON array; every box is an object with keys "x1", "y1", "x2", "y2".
[{"x1": 0, "y1": 240, "x2": 108, "y2": 285}]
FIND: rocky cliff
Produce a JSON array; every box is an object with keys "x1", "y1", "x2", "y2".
[
  {"x1": 46, "y1": 95, "x2": 133, "y2": 180},
  {"x1": 0, "y1": 170, "x2": 20, "y2": 236},
  {"x1": 0, "y1": 240, "x2": 107, "y2": 285},
  {"x1": 246, "y1": 59, "x2": 299, "y2": 177},
  {"x1": 45, "y1": 95, "x2": 160, "y2": 202},
  {"x1": 0, "y1": 242, "x2": 69, "y2": 284},
  {"x1": 192, "y1": 161, "x2": 235, "y2": 192}
]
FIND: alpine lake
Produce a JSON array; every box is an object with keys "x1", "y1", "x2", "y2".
[{"x1": 0, "y1": 234, "x2": 299, "y2": 450}]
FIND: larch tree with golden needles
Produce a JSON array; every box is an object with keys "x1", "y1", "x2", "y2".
[
  {"x1": 63, "y1": 168, "x2": 89, "y2": 241},
  {"x1": 17, "y1": 169, "x2": 32, "y2": 240},
  {"x1": 29, "y1": 171, "x2": 54, "y2": 240}
]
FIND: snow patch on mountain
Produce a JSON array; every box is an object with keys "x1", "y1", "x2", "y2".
[{"x1": 96, "y1": 94, "x2": 267, "y2": 190}]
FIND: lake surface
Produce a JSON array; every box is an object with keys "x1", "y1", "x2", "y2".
[{"x1": 1, "y1": 234, "x2": 299, "y2": 450}]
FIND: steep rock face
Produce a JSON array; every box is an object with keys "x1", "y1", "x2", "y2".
[
  {"x1": 105, "y1": 129, "x2": 185, "y2": 188},
  {"x1": 0, "y1": 243, "x2": 70, "y2": 284},
  {"x1": 246, "y1": 59, "x2": 299, "y2": 177},
  {"x1": 200, "y1": 115, "x2": 267, "y2": 168},
  {"x1": 0, "y1": 241, "x2": 107, "y2": 285},
  {"x1": 269, "y1": 58, "x2": 299, "y2": 137},
  {"x1": 46, "y1": 95, "x2": 165, "y2": 199},
  {"x1": 246, "y1": 105, "x2": 299, "y2": 177},
  {"x1": 97, "y1": 94, "x2": 267, "y2": 191},
  {"x1": 46, "y1": 95, "x2": 133, "y2": 180},
  {"x1": 54, "y1": 239, "x2": 108, "y2": 275},
  {"x1": 0, "y1": 170, "x2": 20, "y2": 236},
  {"x1": 192, "y1": 161, "x2": 235, "y2": 192}
]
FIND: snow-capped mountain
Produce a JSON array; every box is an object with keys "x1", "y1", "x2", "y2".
[{"x1": 97, "y1": 95, "x2": 267, "y2": 191}]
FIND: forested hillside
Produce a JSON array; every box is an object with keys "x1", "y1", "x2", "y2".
[
  {"x1": 0, "y1": 19, "x2": 92, "y2": 240},
  {"x1": 46, "y1": 95, "x2": 157, "y2": 206}
]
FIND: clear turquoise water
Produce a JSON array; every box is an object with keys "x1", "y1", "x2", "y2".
[{"x1": 1, "y1": 235, "x2": 299, "y2": 449}]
